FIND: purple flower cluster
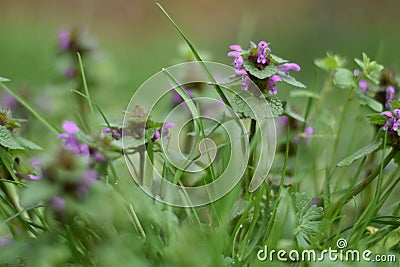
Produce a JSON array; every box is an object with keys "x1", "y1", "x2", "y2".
[
  {"x1": 152, "y1": 122, "x2": 176, "y2": 141},
  {"x1": 58, "y1": 121, "x2": 105, "y2": 161},
  {"x1": 382, "y1": 110, "x2": 400, "y2": 132},
  {"x1": 228, "y1": 41, "x2": 300, "y2": 94}
]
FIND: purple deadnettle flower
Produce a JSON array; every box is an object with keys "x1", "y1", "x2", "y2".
[
  {"x1": 277, "y1": 63, "x2": 301, "y2": 75},
  {"x1": 50, "y1": 196, "x2": 66, "y2": 212},
  {"x1": 27, "y1": 174, "x2": 41, "y2": 181},
  {"x1": 103, "y1": 127, "x2": 122, "y2": 140},
  {"x1": 153, "y1": 122, "x2": 176, "y2": 141},
  {"x1": 358, "y1": 80, "x2": 368, "y2": 93},
  {"x1": 1, "y1": 92, "x2": 18, "y2": 110},
  {"x1": 385, "y1": 85, "x2": 396, "y2": 108},
  {"x1": 304, "y1": 126, "x2": 314, "y2": 137},
  {"x1": 58, "y1": 121, "x2": 90, "y2": 156},
  {"x1": 58, "y1": 29, "x2": 71, "y2": 51},
  {"x1": 228, "y1": 47, "x2": 247, "y2": 76},
  {"x1": 257, "y1": 41, "x2": 269, "y2": 64},
  {"x1": 229, "y1": 45, "x2": 242, "y2": 52},
  {"x1": 266, "y1": 75, "x2": 282, "y2": 95},
  {"x1": 382, "y1": 109, "x2": 400, "y2": 131}
]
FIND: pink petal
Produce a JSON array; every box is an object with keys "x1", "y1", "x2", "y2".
[{"x1": 62, "y1": 121, "x2": 79, "y2": 134}]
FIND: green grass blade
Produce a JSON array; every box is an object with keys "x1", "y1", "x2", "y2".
[
  {"x1": 156, "y1": 3, "x2": 231, "y2": 108},
  {"x1": 77, "y1": 53, "x2": 95, "y2": 119}
]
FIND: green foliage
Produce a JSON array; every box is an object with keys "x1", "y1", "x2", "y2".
[
  {"x1": 354, "y1": 53, "x2": 384, "y2": 85},
  {"x1": 357, "y1": 94, "x2": 383, "y2": 112},
  {"x1": 337, "y1": 138, "x2": 382, "y2": 166},
  {"x1": 269, "y1": 54, "x2": 289, "y2": 64},
  {"x1": 290, "y1": 89, "x2": 319, "y2": 99},
  {"x1": 292, "y1": 193, "x2": 323, "y2": 248},
  {"x1": 232, "y1": 91, "x2": 283, "y2": 119},
  {"x1": 0, "y1": 125, "x2": 23, "y2": 150},
  {"x1": 367, "y1": 114, "x2": 387, "y2": 126},
  {"x1": 278, "y1": 72, "x2": 306, "y2": 88},
  {"x1": 243, "y1": 61, "x2": 278, "y2": 79},
  {"x1": 333, "y1": 68, "x2": 356, "y2": 88},
  {"x1": 0, "y1": 77, "x2": 10, "y2": 82},
  {"x1": 314, "y1": 53, "x2": 345, "y2": 71}
]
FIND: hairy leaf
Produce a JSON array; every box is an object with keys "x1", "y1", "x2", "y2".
[
  {"x1": 337, "y1": 138, "x2": 382, "y2": 167},
  {"x1": 0, "y1": 126, "x2": 24, "y2": 150},
  {"x1": 367, "y1": 114, "x2": 387, "y2": 126},
  {"x1": 333, "y1": 68, "x2": 355, "y2": 88},
  {"x1": 243, "y1": 61, "x2": 278, "y2": 79},
  {"x1": 357, "y1": 94, "x2": 383, "y2": 112}
]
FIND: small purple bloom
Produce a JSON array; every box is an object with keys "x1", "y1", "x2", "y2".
[
  {"x1": 304, "y1": 126, "x2": 314, "y2": 137},
  {"x1": 229, "y1": 45, "x2": 242, "y2": 51},
  {"x1": 58, "y1": 29, "x2": 71, "y2": 51},
  {"x1": 50, "y1": 196, "x2": 66, "y2": 212},
  {"x1": 27, "y1": 174, "x2": 41, "y2": 181},
  {"x1": 385, "y1": 85, "x2": 396, "y2": 108},
  {"x1": 62, "y1": 121, "x2": 80, "y2": 134},
  {"x1": 103, "y1": 127, "x2": 122, "y2": 140},
  {"x1": 353, "y1": 69, "x2": 361, "y2": 77},
  {"x1": 277, "y1": 63, "x2": 301, "y2": 75},
  {"x1": 359, "y1": 80, "x2": 368, "y2": 93},
  {"x1": 1, "y1": 92, "x2": 18, "y2": 110},
  {"x1": 228, "y1": 51, "x2": 240, "y2": 58},
  {"x1": 30, "y1": 158, "x2": 41, "y2": 168},
  {"x1": 266, "y1": 75, "x2": 282, "y2": 95},
  {"x1": 233, "y1": 56, "x2": 247, "y2": 75},
  {"x1": 58, "y1": 121, "x2": 90, "y2": 156},
  {"x1": 382, "y1": 111, "x2": 393, "y2": 118},
  {"x1": 382, "y1": 109, "x2": 400, "y2": 132},
  {"x1": 65, "y1": 67, "x2": 75, "y2": 78},
  {"x1": 257, "y1": 41, "x2": 269, "y2": 64},
  {"x1": 153, "y1": 122, "x2": 176, "y2": 141}
]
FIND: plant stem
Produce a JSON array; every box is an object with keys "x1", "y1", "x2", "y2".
[
  {"x1": 265, "y1": 116, "x2": 290, "y2": 238},
  {"x1": 331, "y1": 87, "x2": 354, "y2": 167},
  {"x1": 244, "y1": 119, "x2": 257, "y2": 197},
  {"x1": 328, "y1": 148, "x2": 399, "y2": 215}
]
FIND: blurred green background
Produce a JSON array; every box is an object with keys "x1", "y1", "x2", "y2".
[{"x1": 1, "y1": 0, "x2": 400, "y2": 121}]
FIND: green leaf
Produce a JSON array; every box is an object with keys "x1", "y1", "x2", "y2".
[
  {"x1": 357, "y1": 94, "x2": 383, "y2": 112},
  {"x1": 367, "y1": 114, "x2": 387, "y2": 126},
  {"x1": 292, "y1": 192, "x2": 323, "y2": 248},
  {"x1": 355, "y1": 53, "x2": 384, "y2": 85},
  {"x1": 17, "y1": 137, "x2": 42, "y2": 150},
  {"x1": 333, "y1": 68, "x2": 355, "y2": 88},
  {"x1": 264, "y1": 94, "x2": 284, "y2": 117},
  {"x1": 389, "y1": 101, "x2": 400, "y2": 109},
  {"x1": 285, "y1": 109, "x2": 305, "y2": 123},
  {"x1": 243, "y1": 61, "x2": 278, "y2": 79},
  {"x1": 232, "y1": 91, "x2": 280, "y2": 119},
  {"x1": 0, "y1": 77, "x2": 10, "y2": 82},
  {"x1": 290, "y1": 89, "x2": 319, "y2": 99},
  {"x1": 269, "y1": 54, "x2": 288, "y2": 64},
  {"x1": 337, "y1": 138, "x2": 382, "y2": 167},
  {"x1": 279, "y1": 73, "x2": 306, "y2": 88},
  {"x1": 314, "y1": 54, "x2": 345, "y2": 71},
  {"x1": 230, "y1": 200, "x2": 250, "y2": 220},
  {"x1": 0, "y1": 126, "x2": 24, "y2": 150}
]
